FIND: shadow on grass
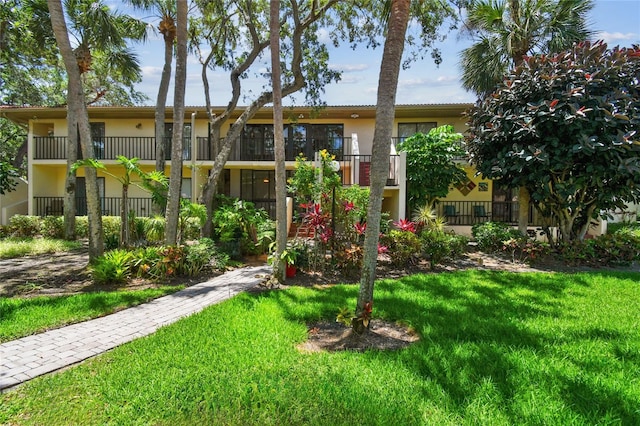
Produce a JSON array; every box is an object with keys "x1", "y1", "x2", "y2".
[{"x1": 262, "y1": 270, "x2": 640, "y2": 424}]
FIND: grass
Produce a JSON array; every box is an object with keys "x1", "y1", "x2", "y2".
[
  {"x1": 1, "y1": 270, "x2": 639, "y2": 425},
  {"x1": 0, "y1": 238, "x2": 83, "y2": 259},
  {"x1": 0, "y1": 286, "x2": 184, "y2": 342}
]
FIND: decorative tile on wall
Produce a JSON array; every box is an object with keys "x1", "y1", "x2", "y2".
[{"x1": 455, "y1": 178, "x2": 476, "y2": 196}]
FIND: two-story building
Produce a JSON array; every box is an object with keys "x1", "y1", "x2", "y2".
[{"x1": 3, "y1": 103, "x2": 560, "y2": 235}]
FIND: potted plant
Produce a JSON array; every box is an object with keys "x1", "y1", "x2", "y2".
[
  {"x1": 267, "y1": 243, "x2": 299, "y2": 277},
  {"x1": 280, "y1": 247, "x2": 299, "y2": 277}
]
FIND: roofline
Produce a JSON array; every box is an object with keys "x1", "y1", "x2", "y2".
[{"x1": 1, "y1": 103, "x2": 473, "y2": 124}]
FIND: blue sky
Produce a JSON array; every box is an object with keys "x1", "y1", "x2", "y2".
[{"x1": 130, "y1": 0, "x2": 640, "y2": 107}]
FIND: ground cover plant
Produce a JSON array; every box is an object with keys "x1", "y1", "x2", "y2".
[
  {"x1": 2, "y1": 270, "x2": 638, "y2": 425},
  {"x1": 0, "y1": 286, "x2": 183, "y2": 342},
  {"x1": 0, "y1": 237, "x2": 82, "y2": 259}
]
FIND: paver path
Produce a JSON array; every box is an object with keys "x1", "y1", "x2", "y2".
[{"x1": 0, "y1": 265, "x2": 271, "y2": 391}]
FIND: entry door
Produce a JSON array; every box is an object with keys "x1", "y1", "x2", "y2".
[{"x1": 492, "y1": 185, "x2": 515, "y2": 223}]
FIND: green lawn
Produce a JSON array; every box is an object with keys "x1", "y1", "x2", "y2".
[
  {"x1": 0, "y1": 287, "x2": 184, "y2": 342},
  {"x1": 2, "y1": 270, "x2": 639, "y2": 425}
]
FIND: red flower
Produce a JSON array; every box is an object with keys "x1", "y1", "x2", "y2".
[
  {"x1": 354, "y1": 222, "x2": 367, "y2": 235},
  {"x1": 393, "y1": 218, "x2": 416, "y2": 233},
  {"x1": 318, "y1": 228, "x2": 333, "y2": 243},
  {"x1": 377, "y1": 244, "x2": 388, "y2": 254},
  {"x1": 343, "y1": 201, "x2": 355, "y2": 212},
  {"x1": 549, "y1": 99, "x2": 559, "y2": 109}
]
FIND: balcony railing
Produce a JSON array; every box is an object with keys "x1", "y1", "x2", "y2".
[
  {"x1": 33, "y1": 136, "x2": 352, "y2": 163},
  {"x1": 336, "y1": 154, "x2": 400, "y2": 187},
  {"x1": 33, "y1": 136, "x2": 205, "y2": 161},
  {"x1": 435, "y1": 201, "x2": 552, "y2": 227},
  {"x1": 34, "y1": 197, "x2": 155, "y2": 218}
]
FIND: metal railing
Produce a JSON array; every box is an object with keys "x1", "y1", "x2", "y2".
[
  {"x1": 34, "y1": 196, "x2": 155, "y2": 218},
  {"x1": 34, "y1": 136, "x2": 197, "y2": 161},
  {"x1": 434, "y1": 201, "x2": 550, "y2": 227},
  {"x1": 335, "y1": 154, "x2": 400, "y2": 187}
]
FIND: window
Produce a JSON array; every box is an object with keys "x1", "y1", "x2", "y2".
[
  {"x1": 181, "y1": 178, "x2": 192, "y2": 199},
  {"x1": 241, "y1": 124, "x2": 274, "y2": 160},
  {"x1": 397, "y1": 122, "x2": 437, "y2": 140},
  {"x1": 164, "y1": 123, "x2": 192, "y2": 160},
  {"x1": 284, "y1": 124, "x2": 344, "y2": 160}
]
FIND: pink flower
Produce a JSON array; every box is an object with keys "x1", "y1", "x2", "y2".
[
  {"x1": 318, "y1": 228, "x2": 333, "y2": 243},
  {"x1": 377, "y1": 244, "x2": 388, "y2": 254},
  {"x1": 354, "y1": 222, "x2": 367, "y2": 235},
  {"x1": 343, "y1": 201, "x2": 355, "y2": 212}
]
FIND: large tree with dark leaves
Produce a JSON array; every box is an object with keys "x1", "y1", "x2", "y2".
[{"x1": 466, "y1": 41, "x2": 640, "y2": 245}]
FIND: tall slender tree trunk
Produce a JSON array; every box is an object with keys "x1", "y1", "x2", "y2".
[
  {"x1": 271, "y1": 0, "x2": 286, "y2": 282},
  {"x1": 64, "y1": 112, "x2": 77, "y2": 239},
  {"x1": 120, "y1": 184, "x2": 129, "y2": 247},
  {"x1": 152, "y1": 28, "x2": 174, "y2": 215},
  {"x1": 354, "y1": 0, "x2": 409, "y2": 334},
  {"x1": 165, "y1": 0, "x2": 187, "y2": 245},
  {"x1": 48, "y1": 0, "x2": 103, "y2": 260}
]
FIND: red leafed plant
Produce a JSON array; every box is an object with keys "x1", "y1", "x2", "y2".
[{"x1": 393, "y1": 218, "x2": 416, "y2": 233}]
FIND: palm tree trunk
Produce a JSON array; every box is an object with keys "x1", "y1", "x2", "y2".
[
  {"x1": 153, "y1": 29, "x2": 173, "y2": 215},
  {"x1": 354, "y1": 0, "x2": 409, "y2": 334},
  {"x1": 64, "y1": 111, "x2": 77, "y2": 240},
  {"x1": 120, "y1": 184, "x2": 129, "y2": 247},
  {"x1": 164, "y1": 0, "x2": 187, "y2": 245},
  {"x1": 48, "y1": 0, "x2": 103, "y2": 260}
]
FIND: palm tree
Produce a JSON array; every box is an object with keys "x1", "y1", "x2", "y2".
[
  {"x1": 164, "y1": 0, "x2": 187, "y2": 245},
  {"x1": 460, "y1": 0, "x2": 594, "y2": 96},
  {"x1": 47, "y1": 0, "x2": 104, "y2": 260},
  {"x1": 354, "y1": 0, "x2": 410, "y2": 334},
  {"x1": 128, "y1": 0, "x2": 176, "y2": 214},
  {"x1": 460, "y1": 0, "x2": 593, "y2": 233}
]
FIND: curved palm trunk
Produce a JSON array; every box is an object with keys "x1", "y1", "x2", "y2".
[
  {"x1": 164, "y1": 0, "x2": 187, "y2": 245},
  {"x1": 48, "y1": 0, "x2": 103, "y2": 260},
  {"x1": 354, "y1": 0, "x2": 409, "y2": 334},
  {"x1": 271, "y1": 0, "x2": 286, "y2": 283},
  {"x1": 64, "y1": 112, "x2": 77, "y2": 239},
  {"x1": 153, "y1": 27, "x2": 174, "y2": 215}
]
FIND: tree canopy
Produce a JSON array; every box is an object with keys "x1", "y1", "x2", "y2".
[
  {"x1": 466, "y1": 41, "x2": 640, "y2": 244},
  {"x1": 397, "y1": 125, "x2": 467, "y2": 212}
]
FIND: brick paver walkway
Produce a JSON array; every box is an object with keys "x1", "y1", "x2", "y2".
[{"x1": 0, "y1": 265, "x2": 271, "y2": 391}]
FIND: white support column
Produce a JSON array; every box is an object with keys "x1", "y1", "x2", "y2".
[{"x1": 398, "y1": 151, "x2": 407, "y2": 220}]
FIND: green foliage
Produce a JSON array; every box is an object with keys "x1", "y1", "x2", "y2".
[
  {"x1": 0, "y1": 238, "x2": 82, "y2": 259},
  {"x1": 287, "y1": 150, "x2": 342, "y2": 209},
  {"x1": 75, "y1": 216, "x2": 89, "y2": 238},
  {"x1": 142, "y1": 215, "x2": 166, "y2": 243},
  {"x1": 40, "y1": 216, "x2": 65, "y2": 239},
  {"x1": 467, "y1": 42, "x2": 640, "y2": 244},
  {"x1": 178, "y1": 200, "x2": 206, "y2": 243},
  {"x1": 397, "y1": 125, "x2": 468, "y2": 210},
  {"x1": 420, "y1": 230, "x2": 469, "y2": 269},
  {"x1": 8, "y1": 215, "x2": 41, "y2": 237},
  {"x1": 472, "y1": 221, "x2": 525, "y2": 252},
  {"x1": 182, "y1": 238, "x2": 217, "y2": 276},
  {"x1": 212, "y1": 197, "x2": 274, "y2": 257},
  {"x1": 91, "y1": 249, "x2": 134, "y2": 285},
  {"x1": 382, "y1": 230, "x2": 422, "y2": 267},
  {"x1": 502, "y1": 238, "x2": 550, "y2": 264},
  {"x1": 0, "y1": 161, "x2": 19, "y2": 195}
]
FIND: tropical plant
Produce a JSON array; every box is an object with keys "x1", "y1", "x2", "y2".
[
  {"x1": 460, "y1": 0, "x2": 594, "y2": 234},
  {"x1": 127, "y1": 0, "x2": 176, "y2": 214},
  {"x1": 466, "y1": 42, "x2": 640, "y2": 245},
  {"x1": 397, "y1": 125, "x2": 467, "y2": 212},
  {"x1": 472, "y1": 221, "x2": 524, "y2": 252},
  {"x1": 90, "y1": 249, "x2": 134, "y2": 285},
  {"x1": 71, "y1": 156, "x2": 168, "y2": 247},
  {"x1": 460, "y1": 0, "x2": 594, "y2": 96}
]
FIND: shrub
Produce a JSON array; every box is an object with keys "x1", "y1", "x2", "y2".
[
  {"x1": 183, "y1": 238, "x2": 216, "y2": 275},
  {"x1": 421, "y1": 230, "x2": 469, "y2": 269},
  {"x1": 91, "y1": 249, "x2": 134, "y2": 285},
  {"x1": 40, "y1": 216, "x2": 64, "y2": 239},
  {"x1": 333, "y1": 243, "x2": 363, "y2": 278},
  {"x1": 383, "y1": 230, "x2": 422, "y2": 267},
  {"x1": 9, "y1": 215, "x2": 41, "y2": 237},
  {"x1": 75, "y1": 216, "x2": 89, "y2": 238},
  {"x1": 472, "y1": 221, "x2": 524, "y2": 252},
  {"x1": 142, "y1": 215, "x2": 165, "y2": 243}
]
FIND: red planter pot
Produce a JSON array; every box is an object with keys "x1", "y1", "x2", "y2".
[{"x1": 285, "y1": 264, "x2": 297, "y2": 278}]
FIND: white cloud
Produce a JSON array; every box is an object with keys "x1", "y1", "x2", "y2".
[
  {"x1": 595, "y1": 31, "x2": 639, "y2": 44},
  {"x1": 329, "y1": 63, "x2": 369, "y2": 72},
  {"x1": 141, "y1": 66, "x2": 163, "y2": 78}
]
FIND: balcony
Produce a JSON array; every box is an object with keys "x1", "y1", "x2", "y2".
[
  {"x1": 33, "y1": 136, "x2": 212, "y2": 161},
  {"x1": 335, "y1": 154, "x2": 400, "y2": 187},
  {"x1": 435, "y1": 201, "x2": 550, "y2": 227}
]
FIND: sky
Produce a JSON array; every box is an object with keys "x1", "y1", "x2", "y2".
[{"x1": 127, "y1": 0, "x2": 640, "y2": 107}]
